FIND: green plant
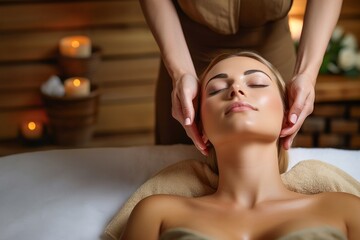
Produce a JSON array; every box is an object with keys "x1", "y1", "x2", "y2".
[{"x1": 319, "y1": 26, "x2": 360, "y2": 77}]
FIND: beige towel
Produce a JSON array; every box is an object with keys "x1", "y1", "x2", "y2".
[{"x1": 104, "y1": 160, "x2": 360, "y2": 240}]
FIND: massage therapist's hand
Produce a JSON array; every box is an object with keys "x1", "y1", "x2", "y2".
[
  {"x1": 281, "y1": 74, "x2": 315, "y2": 150},
  {"x1": 172, "y1": 73, "x2": 207, "y2": 155}
]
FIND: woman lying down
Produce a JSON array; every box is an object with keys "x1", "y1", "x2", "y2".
[{"x1": 121, "y1": 52, "x2": 360, "y2": 240}]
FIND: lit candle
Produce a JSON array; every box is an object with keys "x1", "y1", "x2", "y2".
[
  {"x1": 64, "y1": 77, "x2": 90, "y2": 97},
  {"x1": 59, "y1": 36, "x2": 92, "y2": 58},
  {"x1": 21, "y1": 121, "x2": 43, "y2": 140}
]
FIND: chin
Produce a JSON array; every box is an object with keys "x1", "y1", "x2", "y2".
[{"x1": 210, "y1": 125, "x2": 280, "y2": 145}]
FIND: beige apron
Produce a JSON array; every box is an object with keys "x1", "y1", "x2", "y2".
[{"x1": 156, "y1": 0, "x2": 296, "y2": 144}]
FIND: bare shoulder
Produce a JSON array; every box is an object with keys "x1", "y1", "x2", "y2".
[
  {"x1": 316, "y1": 192, "x2": 360, "y2": 206},
  {"x1": 326, "y1": 192, "x2": 360, "y2": 216},
  {"x1": 312, "y1": 192, "x2": 360, "y2": 210},
  {"x1": 316, "y1": 192, "x2": 360, "y2": 226},
  {"x1": 121, "y1": 195, "x2": 187, "y2": 240},
  {"x1": 319, "y1": 192, "x2": 360, "y2": 240},
  {"x1": 134, "y1": 194, "x2": 189, "y2": 214},
  {"x1": 128, "y1": 194, "x2": 194, "y2": 226}
]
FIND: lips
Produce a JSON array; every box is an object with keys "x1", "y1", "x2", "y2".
[{"x1": 225, "y1": 101, "x2": 258, "y2": 115}]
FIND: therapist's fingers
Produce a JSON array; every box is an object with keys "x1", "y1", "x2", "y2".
[
  {"x1": 282, "y1": 78, "x2": 314, "y2": 132},
  {"x1": 171, "y1": 73, "x2": 207, "y2": 153},
  {"x1": 183, "y1": 122, "x2": 208, "y2": 155},
  {"x1": 281, "y1": 129, "x2": 299, "y2": 150},
  {"x1": 281, "y1": 100, "x2": 312, "y2": 149},
  {"x1": 178, "y1": 93, "x2": 207, "y2": 154},
  {"x1": 289, "y1": 79, "x2": 313, "y2": 122},
  {"x1": 280, "y1": 77, "x2": 315, "y2": 149},
  {"x1": 171, "y1": 73, "x2": 197, "y2": 123}
]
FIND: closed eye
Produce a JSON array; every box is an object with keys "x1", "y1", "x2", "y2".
[
  {"x1": 208, "y1": 88, "x2": 228, "y2": 96},
  {"x1": 248, "y1": 84, "x2": 269, "y2": 88}
]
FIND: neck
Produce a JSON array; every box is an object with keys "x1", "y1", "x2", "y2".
[{"x1": 213, "y1": 140, "x2": 288, "y2": 209}]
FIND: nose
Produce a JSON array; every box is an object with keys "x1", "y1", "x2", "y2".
[{"x1": 229, "y1": 84, "x2": 245, "y2": 98}]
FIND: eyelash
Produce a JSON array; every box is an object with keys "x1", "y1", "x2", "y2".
[
  {"x1": 208, "y1": 84, "x2": 268, "y2": 95},
  {"x1": 209, "y1": 89, "x2": 225, "y2": 96},
  {"x1": 248, "y1": 84, "x2": 269, "y2": 88}
]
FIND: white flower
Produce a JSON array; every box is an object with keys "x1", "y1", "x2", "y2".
[
  {"x1": 355, "y1": 52, "x2": 360, "y2": 71},
  {"x1": 331, "y1": 26, "x2": 344, "y2": 42},
  {"x1": 327, "y1": 62, "x2": 341, "y2": 74},
  {"x1": 341, "y1": 33, "x2": 358, "y2": 49},
  {"x1": 338, "y1": 48, "x2": 356, "y2": 71}
]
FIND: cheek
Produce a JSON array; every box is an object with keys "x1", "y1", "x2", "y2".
[
  {"x1": 200, "y1": 99, "x2": 220, "y2": 138},
  {"x1": 257, "y1": 94, "x2": 284, "y2": 128},
  {"x1": 258, "y1": 94, "x2": 283, "y2": 110}
]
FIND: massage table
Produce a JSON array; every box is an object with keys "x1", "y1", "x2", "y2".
[{"x1": 0, "y1": 145, "x2": 359, "y2": 240}]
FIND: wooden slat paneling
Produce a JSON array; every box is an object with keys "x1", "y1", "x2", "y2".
[
  {"x1": 0, "y1": 28, "x2": 158, "y2": 62},
  {"x1": 0, "y1": 57, "x2": 159, "y2": 90},
  {"x1": 315, "y1": 75, "x2": 360, "y2": 102},
  {"x1": 96, "y1": 101, "x2": 154, "y2": 133},
  {"x1": 0, "y1": 101, "x2": 154, "y2": 139},
  {"x1": 0, "y1": 1, "x2": 145, "y2": 31},
  {"x1": 93, "y1": 57, "x2": 159, "y2": 84},
  {"x1": 0, "y1": 90, "x2": 42, "y2": 109},
  {"x1": 0, "y1": 63, "x2": 58, "y2": 90},
  {"x1": 101, "y1": 84, "x2": 155, "y2": 103},
  {"x1": 0, "y1": 83, "x2": 155, "y2": 109}
]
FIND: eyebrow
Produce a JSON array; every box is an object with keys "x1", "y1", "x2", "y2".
[
  {"x1": 205, "y1": 69, "x2": 272, "y2": 88},
  {"x1": 244, "y1": 69, "x2": 272, "y2": 80},
  {"x1": 205, "y1": 73, "x2": 228, "y2": 88}
]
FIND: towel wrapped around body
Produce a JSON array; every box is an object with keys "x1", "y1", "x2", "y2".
[
  {"x1": 104, "y1": 160, "x2": 360, "y2": 240},
  {"x1": 159, "y1": 226, "x2": 347, "y2": 240}
]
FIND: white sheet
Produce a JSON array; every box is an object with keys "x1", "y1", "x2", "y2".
[{"x1": 0, "y1": 145, "x2": 358, "y2": 240}]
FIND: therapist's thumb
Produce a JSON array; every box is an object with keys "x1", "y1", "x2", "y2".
[{"x1": 182, "y1": 100, "x2": 194, "y2": 126}]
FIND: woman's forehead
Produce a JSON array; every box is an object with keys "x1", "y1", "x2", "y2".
[{"x1": 203, "y1": 56, "x2": 273, "y2": 84}]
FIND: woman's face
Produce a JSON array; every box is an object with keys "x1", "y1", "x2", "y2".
[{"x1": 200, "y1": 56, "x2": 284, "y2": 146}]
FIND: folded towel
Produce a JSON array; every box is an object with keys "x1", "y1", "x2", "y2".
[{"x1": 104, "y1": 159, "x2": 360, "y2": 240}]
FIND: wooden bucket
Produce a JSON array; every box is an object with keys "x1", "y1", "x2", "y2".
[
  {"x1": 41, "y1": 85, "x2": 100, "y2": 146},
  {"x1": 58, "y1": 46, "x2": 102, "y2": 79}
]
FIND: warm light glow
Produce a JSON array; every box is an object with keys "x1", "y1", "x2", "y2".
[
  {"x1": 73, "y1": 79, "x2": 81, "y2": 87},
  {"x1": 28, "y1": 121, "x2": 36, "y2": 131},
  {"x1": 60, "y1": 36, "x2": 91, "y2": 58},
  {"x1": 289, "y1": 17, "x2": 303, "y2": 41},
  {"x1": 64, "y1": 77, "x2": 90, "y2": 96},
  {"x1": 71, "y1": 40, "x2": 80, "y2": 48}
]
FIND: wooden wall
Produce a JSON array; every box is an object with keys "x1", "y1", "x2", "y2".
[
  {"x1": 0, "y1": 0, "x2": 160, "y2": 143},
  {"x1": 0, "y1": 0, "x2": 359, "y2": 147}
]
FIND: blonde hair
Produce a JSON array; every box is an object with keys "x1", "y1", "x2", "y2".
[{"x1": 198, "y1": 51, "x2": 289, "y2": 174}]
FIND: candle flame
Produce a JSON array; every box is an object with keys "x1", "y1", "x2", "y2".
[
  {"x1": 71, "y1": 40, "x2": 80, "y2": 48},
  {"x1": 73, "y1": 78, "x2": 81, "y2": 87},
  {"x1": 28, "y1": 121, "x2": 36, "y2": 131}
]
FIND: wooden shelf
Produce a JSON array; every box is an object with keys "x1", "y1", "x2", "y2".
[{"x1": 315, "y1": 75, "x2": 360, "y2": 102}]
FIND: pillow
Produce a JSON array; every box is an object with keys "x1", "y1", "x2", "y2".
[{"x1": 104, "y1": 159, "x2": 360, "y2": 240}]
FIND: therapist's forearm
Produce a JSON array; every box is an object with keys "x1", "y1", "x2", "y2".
[
  {"x1": 139, "y1": 0, "x2": 197, "y2": 82},
  {"x1": 294, "y1": 0, "x2": 343, "y2": 83}
]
